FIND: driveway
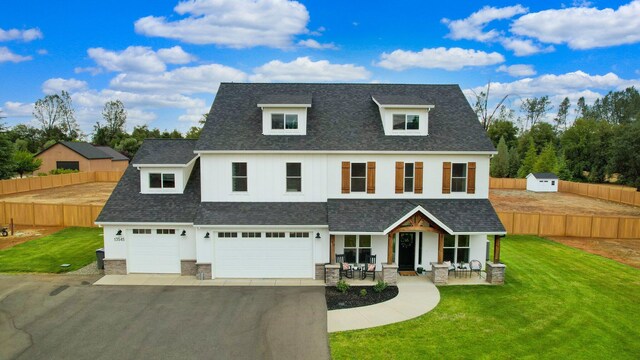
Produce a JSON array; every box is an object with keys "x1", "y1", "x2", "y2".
[{"x1": 0, "y1": 274, "x2": 329, "y2": 360}]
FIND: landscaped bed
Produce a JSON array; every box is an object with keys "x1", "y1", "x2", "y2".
[
  {"x1": 326, "y1": 285, "x2": 398, "y2": 310},
  {"x1": 0, "y1": 227, "x2": 103, "y2": 273},
  {"x1": 330, "y1": 235, "x2": 640, "y2": 359}
]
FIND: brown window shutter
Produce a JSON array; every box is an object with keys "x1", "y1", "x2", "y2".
[
  {"x1": 395, "y1": 162, "x2": 404, "y2": 194},
  {"x1": 341, "y1": 161, "x2": 350, "y2": 193},
  {"x1": 415, "y1": 162, "x2": 423, "y2": 194},
  {"x1": 367, "y1": 162, "x2": 376, "y2": 194},
  {"x1": 467, "y1": 162, "x2": 476, "y2": 194},
  {"x1": 442, "y1": 162, "x2": 451, "y2": 194}
]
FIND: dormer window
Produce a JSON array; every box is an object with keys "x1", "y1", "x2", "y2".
[
  {"x1": 149, "y1": 173, "x2": 175, "y2": 189},
  {"x1": 272, "y1": 113, "x2": 298, "y2": 130},
  {"x1": 393, "y1": 114, "x2": 420, "y2": 130},
  {"x1": 372, "y1": 95, "x2": 433, "y2": 136},
  {"x1": 258, "y1": 94, "x2": 311, "y2": 136}
]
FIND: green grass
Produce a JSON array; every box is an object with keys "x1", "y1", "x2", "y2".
[
  {"x1": 330, "y1": 235, "x2": 640, "y2": 359},
  {"x1": 0, "y1": 227, "x2": 103, "y2": 273}
]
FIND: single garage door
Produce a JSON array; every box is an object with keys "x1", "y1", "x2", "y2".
[
  {"x1": 128, "y1": 231, "x2": 180, "y2": 273},
  {"x1": 214, "y1": 235, "x2": 313, "y2": 278}
]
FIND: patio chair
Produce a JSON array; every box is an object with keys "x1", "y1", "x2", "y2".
[
  {"x1": 339, "y1": 261, "x2": 353, "y2": 279},
  {"x1": 361, "y1": 255, "x2": 376, "y2": 280},
  {"x1": 469, "y1": 260, "x2": 483, "y2": 278},
  {"x1": 444, "y1": 261, "x2": 455, "y2": 277}
]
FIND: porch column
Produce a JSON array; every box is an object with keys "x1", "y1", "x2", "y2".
[
  {"x1": 330, "y1": 235, "x2": 336, "y2": 264},
  {"x1": 493, "y1": 235, "x2": 501, "y2": 263},
  {"x1": 387, "y1": 233, "x2": 394, "y2": 264},
  {"x1": 437, "y1": 233, "x2": 444, "y2": 263}
]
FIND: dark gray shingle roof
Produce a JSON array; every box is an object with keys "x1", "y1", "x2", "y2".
[
  {"x1": 530, "y1": 172, "x2": 558, "y2": 179},
  {"x1": 96, "y1": 160, "x2": 201, "y2": 223},
  {"x1": 327, "y1": 199, "x2": 505, "y2": 234},
  {"x1": 258, "y1": 94, "x2": 312, "y2": 106},
  {"x1": 196, "y1": 83, "x2": 495, "y2": 152},
  {"x1": 58, "y1": 141, "x2": 112, "y2": 159},
  {"x1": 95, "y1": 146, "x2": 129, "y2": 161},
  {"x1": 132, "y1": 139, "x2": 197, "y2": 165},
  {"x1": 372, "y1": 95, "x2": 431, "y2": 106},
  {"x1": 195, "y1": 202, "x2": 327, "y2": 226}
]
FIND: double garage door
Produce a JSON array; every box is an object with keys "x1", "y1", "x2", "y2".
[{"x1": 128, "y1": 233, "x2": 180, "y2": 274}]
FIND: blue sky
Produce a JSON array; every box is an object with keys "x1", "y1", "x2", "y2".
[{"x1": 1, "y1": 0, "x2": 639, "y2": 134}]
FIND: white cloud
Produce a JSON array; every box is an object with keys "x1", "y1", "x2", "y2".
[
  {"x1": 1, "y1": 101, "x2": 34, "y2": 117},
  {"x1": 249, "y1": 57, "x2": 370, "y2": 82},
  {"x1": 0, "y1": 47, "x2": 32, "y2": 63},
  {"x1": 0, "y1": 28, "x2": 43, "y2": 42},
  {"x1": 110, "y1": 64, "x2": 248, "y2": 94},
  {"x1": 87, "y1": 46, "x2": 195, "y2": 73},
  {"x1": 442, "y1": 5, "x2": 528, "y2": 41},
  {"x1": 496, "y1": 64, "x2": 537, "y2": 77},
  {"x1": 37, "y1": 49, "x2": 48, "y2": 55},
  {"x1": 298, "y1": 39, "x2": 337, "y2": 50},
  {"x1": 178, "y1": 106, "x2": 211, "y2": 123},
  {"x1": 42, "y1": 78, "x2": 88, "y2": 94},
  {"x1": 74, "y1": 66, "x2": 102, "y2": 75},
  {"x1": 500, "y1": 37, "x2": 554, "y2": 56},
  {"x1": 376, "y1": 47, "x2": 504, "y2": 71},
  {"x1": 511, "y1": 1, "x2": 640, "y2": 49},
  {"x1": 134, "y1": 0, "x2": 309, "y2": 48}
]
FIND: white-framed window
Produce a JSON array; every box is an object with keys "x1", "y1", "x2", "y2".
[
  {"x1": 289, "y1": 232, "x2": 309, "y2": 238},
  {"x1": 265, "y1": 232, "x2": 285, "y2": 238},
  {"x1": 443, "y1": 234, "x2": 470, "y2": 263},
  {"x1": 149, "y1": 173, "x2": 175, "y2": 189},
  {"x1": 392, "y1": 114, "x2": 420, "y2": 130},
  {"x1": 343, "y1": 235, "x2": 372, "y2": 263},
  {"x1": 286, "y1": 162, "x2": 302, "y2": 192},
  {"x1": 218, "y1": 232, "x2": 237, "y2": 238},
  {"x1": 132, "y1": 229, "x2": 151, "y2": 234},
  {"x1": 404, "y1": 163, "x2": 414, "y2": 192},
  {"x1": 242, "y1": 232, "x2": 261, "y2": 238},
  {"x1": 232, "y1": 162, "x2": 247, "y2": 192},
  {"x1": 350, "y1": 163, "x2": 367, "y2": 192},
  {"x1": 156, "y1": 229, "x2": 175, "y2": 235},
  {"x1": 451, "y1": 163, "x2": 467, "y2": 192},
  {"x1": 271, "y1": 113, "x2": 298, "y2": 130}
]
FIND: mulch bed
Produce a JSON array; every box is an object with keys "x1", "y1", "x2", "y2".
[{"x1": 326, "y1": 286, "x2": 399, "y2": 310}]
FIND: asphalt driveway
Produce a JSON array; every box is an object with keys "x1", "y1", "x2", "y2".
[{"x1": 0, "y1": 274, "x2": 329, "y2": 360}]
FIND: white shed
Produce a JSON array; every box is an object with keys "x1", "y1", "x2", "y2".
[{"x1": 526, "y1": 173, "x2": 559, "y2": 192}]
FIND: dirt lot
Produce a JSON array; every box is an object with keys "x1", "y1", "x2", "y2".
[
  {"x1": 548, "y1": 237, "x2": 640, "y2": 269},
  {"x1": 0, "y1": 226, "x2": 64, "y2": 250},
  {"x1": 0, "y1": 182, "x2": 116, "y2": 205},
  {"x1": 490, "y1": 189, "x2": 640, "y2": 216}
]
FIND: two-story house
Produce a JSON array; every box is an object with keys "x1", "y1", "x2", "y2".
[{"x1": 96, "y1": 83, "x2": 506, "y2": 284}]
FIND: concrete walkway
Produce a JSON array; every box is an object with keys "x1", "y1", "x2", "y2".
[
  {"x1": 327, "y1": 276, "x2": 440, "y2": 333},
  {"x1": 94, "y1": 274, "x2": 324, "y2": 286}
]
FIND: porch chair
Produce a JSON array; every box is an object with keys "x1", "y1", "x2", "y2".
[
  {"x1": 336, "y1": 254, "x2": 353, "y2": 279},
  {"x1": 361, "y1": 255, "x2": 377, "y2": 280},
  {"x1": 444, "y1": 261, "x2": 455, "y2": 277},
  {"x1": 469, "y1": 260, "x2": 483, "y2": 278}
]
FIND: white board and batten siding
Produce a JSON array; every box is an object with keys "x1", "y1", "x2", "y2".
[{"x1": 526, "y1": 173, "x2": 558, "y2": 192}]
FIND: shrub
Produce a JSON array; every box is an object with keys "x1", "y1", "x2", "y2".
[
  {"x1": 336, "y1": 280, "x2": 350, "y2": 293},
  {"x1": 359, "y1": 288, "x2": 367, "y2": 297},
  {"x1": 48, "y1": 168, "x2": 79, "y2": 175},
  {"x1": 373, "y1": 280, "x2": 388, "y2": 293},
  {"x1": 37, "y1": 172, "x2": 47, "y2": 177}
]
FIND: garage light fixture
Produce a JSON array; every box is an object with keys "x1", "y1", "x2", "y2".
[
  {"x1": 116, "y1": 230, "x2": 122, "y2": 236},
  {"x1": 181, "y1": 230, "x2": 187, "y2": 236},
  {"x1": 205, "y1": 232, "x2": 210, "y2": 239},
  {"x1": 315, "y1": 232, "x2": 321, "y2": 239}
]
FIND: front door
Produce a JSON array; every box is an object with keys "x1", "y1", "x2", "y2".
[{"x1": 398, "y1": 232, "x2": 416, "y2": 271}]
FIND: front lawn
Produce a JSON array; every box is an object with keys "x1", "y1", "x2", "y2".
[
  {"x1": 0, "y1": 227, "x2": 103, "y2": 273},
  {"x1": 330, "y1": 235, "x2": 640, "y2": 359}
]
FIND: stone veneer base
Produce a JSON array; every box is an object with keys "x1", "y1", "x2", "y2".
[
  {"x1": 486, "y1": 261, "x2": 506, "y2": 285},
  {"x1": 430, "y1": 262, "x2": 450, "y2": 285},
  {"x1": 196, "y1": 263, "x2": 212, "y2": 280},
  {"x1": 381, "y1": 263, "x2": 398, "y2": 285},
  {"x1": 181, "y1": 260, "x2": 197, "y2": 276},
  {"x1": 104, "y1": 259, "x2": 127, "y2": 275},
  {"x1": 324, "y1": 264, "x2": 340, "y2": 286},
  {"x1": 315, "y1": 263, "x2": 326, "y2": 280}
]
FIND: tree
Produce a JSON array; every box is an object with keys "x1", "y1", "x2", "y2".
[
  {"x1": 185, "y1": 114, "x2": 207, "y2": 139},
  {"x1": 508, "y1": 147, "x2": 520, "y2": 178},
  {"x1": 33, "y1": 90, "x2": 80, "y2": 141},
  {"x1": 575, "y1": 97, "x2": 587, "y2": 120},
  {"x1": 94, "y1": 100, "x2": 127, "y2": 146},
  {"x1": 6, "y1": 124, "x2": 43, "y2": 152},
  {"x1": 585, "y1": 87, "x2": 640, "y2": 124},
  {"x1": 516, "y1": 122, "x2": 556, "y2": 158},
  {"x1": 561, "y1": 118, "x2": 613, "y2": 182},
  {"x1": 0, "y1": 123, "x2": 14, "y2": 179},
  {"x1": 554, "y1": 97, "x2": 571, "y2": 132},
  {"x1": 490, "y1": 137, "x2": 510, "y2": 178},
  {"x1": 471, "y1": 82, "x2": 510, "y2": 130},
  {"x1": 520, "y1": 96, "x2": 552, "y2": 129},
  {"x1": 608, "y1": 120, "x2": 640, "y2": 186},
  {"x1": 517, "y1": 141, "x2": 538, "y2": 178},
  {"x1": 556, "y1": 152, "x2": 572, "y2": 181},
  {"x1": 12, "y1": 151, "x2": 42, "y2": 178},
  {"x1": 115, "y1": 137, "x2": 141, "y2": 159},
  {"x1": 487, "y1": 120, "x2": 518, "y2": 148},
  {"x1": 532, "y1": 143, "x2": 558, "y2": 174}
]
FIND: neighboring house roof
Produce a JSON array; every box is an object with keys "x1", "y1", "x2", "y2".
[
  {"x1": 371, "y1": 94, "x2": 431, "y2": 106},
  {"x1": 528, "y1": 172, "x2": 558, "y2": 180},
  {"x1": 327, "y1": 199, "x2": 505, "y2": 234},
  {"x1": 132, "y1": 139, "x2": 198, "y2": 165},
  {"x1": 196, "y1": 83, "x2": 496, "y2": 152},
  {"x1": 194, "y1": 202, "x2": 328, "y2": 226},
  {"x1": 96, "y1": 160, "x2": 201, "y2": 223},
  {"x1": 95, "y1": 146, "x2": 129, "y2": 161},
  {"x1": 46, "y1": 141, "x2": 113, "y2": 159},
  {"x1": 257, "y1": 94, "x2": 313, "y2": 106}
]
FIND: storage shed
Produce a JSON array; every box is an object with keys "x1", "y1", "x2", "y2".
[{"x1": 526, "y1": 173, "x2": 558, "y2": 192}]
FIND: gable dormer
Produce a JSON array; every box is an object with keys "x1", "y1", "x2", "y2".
[
  {"x1": 131, "y1": 139, "x2": 198, "y2": 194},
  {"x1": 258, "y1": 94, "x2": 312, "y2": 135},
  {"x1": 372, "y1": 95, "x2": 434, "y2": 136}
]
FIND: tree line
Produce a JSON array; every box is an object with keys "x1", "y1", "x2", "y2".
[{"x1": 482, "y1": 86, "x2": 640, "y2": 187}]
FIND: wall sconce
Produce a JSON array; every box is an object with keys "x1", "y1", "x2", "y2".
[
  {"x1": 181, "y1": 230, "x2": 187, "y2": 237},
  {"x1": 116, "y1": 230, "x2": 122, "y2": 236},
  {"x1": 315, "y1": 232, "x2": 321, "y2": 239},
  {"x1": 204, "y1": 232, "x2": 210, "y2": 239}
]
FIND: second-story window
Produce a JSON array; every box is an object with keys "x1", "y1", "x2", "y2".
[
  {"x1": 351, "y1": 163, "x2": 366, "y2": 192},
  {"x1": 404, "y1": 163, "x2": 414, "y2": 192},
  {"x1": 271, "y1": 113, "x2": 298, "y2": 129},
  {"x1": 149, "y1": 173, "x2": 175, "y2": 189},
  {"x1": 232, "y1": 162, "x2": 247, "y2": 192},
  {"x1": 451, "y1": 163, "x2": 467, "y2": 192},
  {"x1": 286, "y1": 162, "x2": 302, "y2": 192},
  {"x1": 392, "y1": 114, "x2": 420, "y2": 130}
]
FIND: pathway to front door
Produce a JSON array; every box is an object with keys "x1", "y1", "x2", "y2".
[{"x1": 398, "y1": 232, "x2": 415, "y2": 271}]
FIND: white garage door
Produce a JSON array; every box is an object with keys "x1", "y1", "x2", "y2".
[
  {"x1": 128, "y1": 233, "x2": 180, "y2": 274},
  {"x1": 214, "y1": 236, "x2": 313, "y2": 278}
]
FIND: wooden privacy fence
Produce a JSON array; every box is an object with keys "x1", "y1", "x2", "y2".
[
  {"x1": 497, "y1": 211, "x2": 640, "y2": 239},
  {"x1": 489, "y1": 177, "x2": 526, "y2": 190},
  {"x1": 0, "y1": 171, "x2": 124, "y2": 196},
  {"x1": 0, "y1": 201, "x2": 103, "y2": 228}
]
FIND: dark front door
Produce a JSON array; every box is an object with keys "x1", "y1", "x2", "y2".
[{"x1": 398, "y1": 232, "x2": 416, "y2": 271}]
